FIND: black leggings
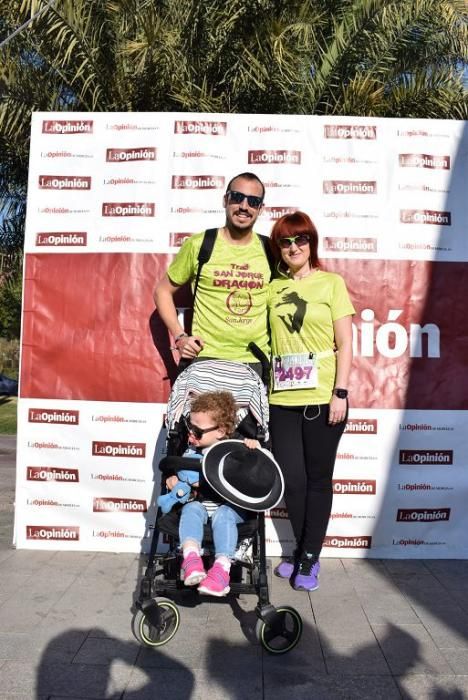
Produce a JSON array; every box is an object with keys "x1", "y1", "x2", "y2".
[{"x1": 269, "y1": 403, "x2": 347, "y2": 556}]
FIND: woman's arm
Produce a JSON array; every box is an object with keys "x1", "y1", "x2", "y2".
[
  {"x1": 329, "y1": 314, "x2": 353, "y2": 424},
  {"x1": 333, "y1": 315, "x2": 353, "y2": 390}
]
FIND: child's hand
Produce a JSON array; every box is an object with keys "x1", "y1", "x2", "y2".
[
  {"x1": 165, "y1": 476, "x2": 178, "y2": 490},
  {"x1": 243, "y1": 438, "x2": 261, "y2": 450}
]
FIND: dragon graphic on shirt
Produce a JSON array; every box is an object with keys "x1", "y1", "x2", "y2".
[{"x1": 275, "y1": 289, "x2": 307, "y2": 334}]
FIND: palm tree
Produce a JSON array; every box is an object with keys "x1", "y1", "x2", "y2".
[{"x1": 0, "y1": 0, "x2": 467, "y2": 257}]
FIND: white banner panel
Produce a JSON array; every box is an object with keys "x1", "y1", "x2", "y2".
[{"x1": 15, "y1": 111, "x2": 468, "y2": 557}]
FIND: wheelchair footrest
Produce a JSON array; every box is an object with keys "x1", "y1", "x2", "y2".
[
  {"x1": 154, "y1": 579, "x2": 185, "y2": 593},
  {"x1": 230, "y1": 582, "x2": 257, "y2": 595}
]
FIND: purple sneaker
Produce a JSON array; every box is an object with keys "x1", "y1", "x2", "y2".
[
  {"x1": 274, "y1": 559, "x2": 295, "y2": 579},
  {"x1": 293, "y1": 554, "x2": 320, "y2": 591}
]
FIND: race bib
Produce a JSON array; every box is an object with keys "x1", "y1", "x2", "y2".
[{"x1": 273, "y1": 353, "x2": 318, "y2": 391}]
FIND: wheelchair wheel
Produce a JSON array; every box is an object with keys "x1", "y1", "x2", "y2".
[
  {"x1": 133, "y1": 598, "x2": 180, "y2": 647},
  {"x1": 256, "y1": 605, "x2": 303, "y2": 654}
]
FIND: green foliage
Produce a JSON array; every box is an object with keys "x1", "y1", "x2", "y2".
[
  {"x1": 0, "y1": 397, "x2": 17, "y2": 434},
  {"x1": 1, "y1": 1, "x2": 466, "y2": 116},
  {"x1": 0, "y1": 0, "x2": 467, "y2": 251},
  {"x1": 0, "y1": 264, "x2": 23, "y2": 339}
]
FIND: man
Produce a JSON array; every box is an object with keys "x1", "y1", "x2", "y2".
[{"x1": 154, "y1": 172, "x2": 270, "y2": 371}]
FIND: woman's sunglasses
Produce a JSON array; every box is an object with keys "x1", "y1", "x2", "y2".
[
  {"x1": 278, "y1": 234, "x2": 310, "y2": 249},
  {"x1": 183, "y1": 415, "x2": 219, "y2": 440},
  {"x1": 226, "y1": 190, "x2": 263, "y2": 209}
]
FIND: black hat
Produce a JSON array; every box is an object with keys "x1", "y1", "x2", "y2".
[{"x1": 202, "y1": 440, "x2": 284, "y2": 512}]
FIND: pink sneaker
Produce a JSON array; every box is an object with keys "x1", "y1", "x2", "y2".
[
  {"x1": 181, "y1": 552, "x2": 206, "y2": 586},
  {"x1": 198, "y1": 561, "x2": 230, "y2": 597}
]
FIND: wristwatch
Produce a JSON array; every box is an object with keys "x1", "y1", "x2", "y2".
[{"x1": 333, "y1": 388, "x2": 348, "y2": 399}]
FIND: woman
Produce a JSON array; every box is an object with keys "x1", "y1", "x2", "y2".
[{"x1": 268, "y1": 211, "x2": 355, "y2": 591}]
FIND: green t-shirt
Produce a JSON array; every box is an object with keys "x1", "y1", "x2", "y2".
[
  {"x1": 167, "y1": 231, "x2": 270, "y2": 362},
  {"x1": 268, "y1": 270, "x2": 355, "y2": 406}
]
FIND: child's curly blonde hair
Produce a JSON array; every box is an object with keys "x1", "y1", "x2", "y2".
[{"x1": 189, "y1": 391, "x2": 237, "y2": 437}]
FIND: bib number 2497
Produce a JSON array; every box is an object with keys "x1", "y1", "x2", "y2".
[{"x1": 273, "y1": 353, "x2": 318, "y2": 391}]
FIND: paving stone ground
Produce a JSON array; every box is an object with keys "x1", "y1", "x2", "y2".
[{"x1": 2, "y1": 435, "x2": 468, "y2": 699}]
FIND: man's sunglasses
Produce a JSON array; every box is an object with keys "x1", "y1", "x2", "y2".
[
  {"x1": 278, "y1": 234, "x2": 310, "y2": 249},
  {"x1": 226, "y1": 190, "x2": 263, "y2": 209},
  {"x1": 183, "y1": 415, "x2": 219, "y2": 440}
]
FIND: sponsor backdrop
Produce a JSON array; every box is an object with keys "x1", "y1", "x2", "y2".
[{"x1": 14, "y1": 112, "x2": 468, "y2": 557}]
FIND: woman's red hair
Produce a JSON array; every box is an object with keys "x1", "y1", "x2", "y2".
[{"x1": 270, "y1": 211, "x2": 320, "y2": 273}]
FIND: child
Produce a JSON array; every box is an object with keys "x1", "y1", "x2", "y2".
[{"x1": 164, "y1": 390, "x2": 259, "y2": 597}]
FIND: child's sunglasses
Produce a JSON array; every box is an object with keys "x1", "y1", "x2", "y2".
[
  {"x1": 183, "y1": 415, "x2": 219, "y2": 440},
  {"x1": 226, "y1": 190, "x2": 263, "y2": 209},
  {"x1": 278, "y1": 234, "x2": 310, "y2": 249}
]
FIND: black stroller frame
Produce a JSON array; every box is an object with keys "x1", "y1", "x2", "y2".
[{"x1": 133, "y1": 360, "x2": 303, "y2": 654}]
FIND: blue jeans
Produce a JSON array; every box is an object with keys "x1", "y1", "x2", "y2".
[{"x1": 179, "y1": 500, "x2": 248, "y2": 558}]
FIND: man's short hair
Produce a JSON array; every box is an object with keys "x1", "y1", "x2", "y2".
[{"x1": 226, "y1": 172, "x2": 265, "y2": 200}]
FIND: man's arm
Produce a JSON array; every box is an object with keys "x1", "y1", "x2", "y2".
[{"x1": 153, "y1": 274, "x2": 204, "y2": 359}]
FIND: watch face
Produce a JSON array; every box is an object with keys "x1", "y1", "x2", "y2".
[{"x1": 335, "y1": 389, "x2": 348, "y2": 399}]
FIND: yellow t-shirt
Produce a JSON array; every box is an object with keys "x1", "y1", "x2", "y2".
[
  {"x1": 167, "y1": 231, "x2": 270, "y2": 362},
  {"x1": 268, "y1": 270, "x2": 355, "y2": 406}
]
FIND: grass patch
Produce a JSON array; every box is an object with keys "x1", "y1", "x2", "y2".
[{"x1": 0, "y1": 396, "x2": 17, "y2": 434}]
